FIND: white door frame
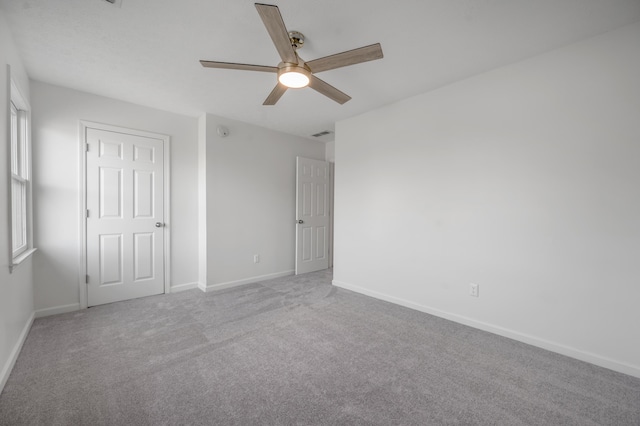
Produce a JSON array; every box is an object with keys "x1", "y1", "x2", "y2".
[
  {"x1": 329, "y1": 162, "x2": 334, "y2": 269},
  {"x1": 78, "y1": 121, "x2": 171, "y2": 310}
]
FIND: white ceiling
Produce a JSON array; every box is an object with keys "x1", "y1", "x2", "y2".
[{"x1": 2, "y1": 0, "x2": 640, "y2": 141}]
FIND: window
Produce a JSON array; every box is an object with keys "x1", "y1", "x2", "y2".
[{"x1": 9, "y1": 77, "x2": 34, "y2": 270}]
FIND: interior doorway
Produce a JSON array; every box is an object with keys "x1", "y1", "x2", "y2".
[
  {"x1": 81, "y1": 122, "x2": 170, "y2": 307},
  {"x1": 295, "y1": 156, "x2": 332, "y2": 274}
]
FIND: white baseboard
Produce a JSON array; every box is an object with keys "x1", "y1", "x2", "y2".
[
  {"x1": 200, "y1": 270, "x2": 295, "y2": 292},
  {"x1": 170, "y1": 282, "x2": 199, "y2": 293},
  {"x1": 35, "y1": 303, "x2": 80, "y2": 318},
  {"x1": 332, "y1": 279, "x2": 640, "y2": 379},
  {"x1": 1, "y1": 311, "x2": 34, "y2": 394}
]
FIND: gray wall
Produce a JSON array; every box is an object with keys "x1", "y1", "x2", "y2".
[
  {"x1": 30, "y1": 82, "x2": 199, "y2": 312},
  {"x1": 199, "y1": 113, "x2": 325, "y2": 289},
  {"x1": 29, "y1": 82, "x2": 325, "y2": 312},
  {"x1": 0, "y1": 9, "x2": 34, "y2": 392},
  {"x1": 334, "y1": 22, "x2": 640, "y2": 377}
]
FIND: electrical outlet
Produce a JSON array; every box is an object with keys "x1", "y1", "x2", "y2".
[
  {"x1": 469, "y1": 283, "x2": 479, "y2": 297},
  {"x1": 253, "y1": 254, "x2": 260, "y2": 264}
]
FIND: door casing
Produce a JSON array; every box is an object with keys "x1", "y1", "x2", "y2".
[{"x1": 78, "y1": 121, "x2": 171, "y2": 309}]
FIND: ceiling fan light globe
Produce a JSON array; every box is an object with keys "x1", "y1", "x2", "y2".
[
  {"x1": 279, "y1": 71, "x2": 309, "y2": 88},
  {"x1": 278, "y1": 66, "x2": 311, "y2": 88}
]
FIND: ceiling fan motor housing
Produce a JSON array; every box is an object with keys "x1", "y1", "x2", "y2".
[{"x1": 288, "y1": 31, "x2": 304, "y2": 49}]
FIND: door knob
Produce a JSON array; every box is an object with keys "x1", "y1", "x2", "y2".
[
  {"x1": 155, "y1": 222, "x2": 164, "y2": 228},
  {"x1": 297, "y1": 220, "x2": 304, "y2": 224}
]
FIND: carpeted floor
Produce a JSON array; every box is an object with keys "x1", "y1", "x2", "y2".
[{"x1": 1, "y1": 269, "x2": 639, "y2": 425}]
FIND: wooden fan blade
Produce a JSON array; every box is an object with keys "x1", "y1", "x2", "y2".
[
  {"x1": 263, "y1": 83, "x2": 288, "y2": 105},
  {"x1": 255, "y1": 3, "x2": 297, "y2": 64},
  {"x1": 308, "y1": 76, "x2": 351, "y2": 104},
  {"x1": 200, "y1": 60, "x2": 277, "y2": 73},
  {"x1": 306, "y1": 43, "x2": 383, "y2": 73}
]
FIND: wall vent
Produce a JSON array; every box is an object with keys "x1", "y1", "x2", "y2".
[{"x1": 312, "y1": 130, "x2": 333, "y2": 138}]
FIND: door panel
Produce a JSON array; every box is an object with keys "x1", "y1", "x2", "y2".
[
  {"x1": 295, "y1": 157, "x2": 330, "y2": 274},
  {"x1": 100, "y1": 234, "x2": 123, "y2": 285},
  {"x1": 99, "y1": 139, "x2": 123, "y2": 159},
  {"x1": 100, "y1": 167, "x2": 123, "y2": 218},
  {"x1": 134, "y1": 232, "x2": 155, "y2": 280},
  {"x1": 133, "y1": 170, "x2": 154, "y2": 218},
  {"x1": 302, "y1": 182, "x2": 312, "y2": 216},
  {"x1": 86, "y1": 127, "x2": 165, "y2": 306},
  {"x1": 316, "y1": 226, "x2": 326, "y2": 260}
]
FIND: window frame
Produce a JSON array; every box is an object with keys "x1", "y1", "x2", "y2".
[{"x1": 8, "y1": 70, "x2": 35, "y2": 272}]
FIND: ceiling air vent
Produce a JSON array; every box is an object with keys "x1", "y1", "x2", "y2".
[{"x1": 312, "y1": 130, "x2": 333, "y2": 138}]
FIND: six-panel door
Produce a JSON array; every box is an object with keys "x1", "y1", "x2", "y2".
[
  {"x1": 86, "y1": 128, "x2": 165, "y2": 306},
  {"x1": 296, "y1": 157, "x2": 329, "y2": 274}
]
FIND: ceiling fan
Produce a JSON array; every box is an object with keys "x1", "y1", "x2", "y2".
[{"x1": 200, "y1": 3, "x2": 384, "y2": 105}]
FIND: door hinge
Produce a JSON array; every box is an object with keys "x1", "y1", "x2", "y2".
[
  {"x1": 86, "y1": 143, "x2": 89, "y2": 152},
  {"x1": 85, "y1": 274, "x2": 89, "y2": 284},
  {"x1": 86, "y1": 209, "x2": 90, "y2": 218}
]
